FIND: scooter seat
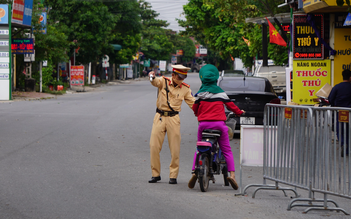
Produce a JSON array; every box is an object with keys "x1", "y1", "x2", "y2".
[
  {"x1": 202, "y1": 129, "x2": 221, "y2": 137},
  {"x1": 196, "y1": 141, "x2": 212, "y2": 147}
]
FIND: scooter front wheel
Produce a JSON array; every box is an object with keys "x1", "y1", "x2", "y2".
[
  {"x1": 198, "y1": 154, "x2": 210, "y2": 192},
  {"x1": 222, "y1": 166, "x2": 229, "y2": 186}
]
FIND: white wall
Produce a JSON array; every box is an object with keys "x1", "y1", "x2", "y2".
[{"x1": 0, "y1": 80, "x2": 9, "y2": 100}]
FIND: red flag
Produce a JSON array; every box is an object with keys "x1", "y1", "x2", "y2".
[
  {"x1": 75, "y1": 46, "x2": 80, "y2": 53},
  {"x1": 242, "y1": 36, "x2": 250, "y2": 46},
  {"x1": 266, "y1": 17, "x2": 286, "y2": 47}
]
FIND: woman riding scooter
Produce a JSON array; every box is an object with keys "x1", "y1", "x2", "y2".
[{"x1": 188, "y1": 64, "x2": 245, "y2": 190}]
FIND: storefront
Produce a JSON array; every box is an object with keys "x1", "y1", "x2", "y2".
[{"x1": 290, "y1": 1, "x2": 351, "y2": 104}]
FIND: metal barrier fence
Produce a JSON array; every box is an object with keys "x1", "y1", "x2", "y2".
[
  {"x1": 298, "y1": 106, "x2": 351, "y2": 214},
  {"x1": 238, "y1": 104, "x2": 351, "y2": 215}
]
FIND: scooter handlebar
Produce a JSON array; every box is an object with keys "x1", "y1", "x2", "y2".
[{"x1": 226, "y1": 111, "x2": 245, "y2": 121}]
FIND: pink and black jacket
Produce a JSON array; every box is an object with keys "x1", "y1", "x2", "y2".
[{"x1": 192, "y1": 92, "x2": 243, "y2": 122}]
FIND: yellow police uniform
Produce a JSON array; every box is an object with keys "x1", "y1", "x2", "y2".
[{"x1": 150, "y1": 75, "x2": 195, "y2": 179}]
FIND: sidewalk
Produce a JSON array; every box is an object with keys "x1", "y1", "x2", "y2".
[
  {"x1": 12, "y1": 91, "x2": 57, "y2": 101},
  {"x1": 8, "y1": 77, "x2": 150, "y2": 102}
]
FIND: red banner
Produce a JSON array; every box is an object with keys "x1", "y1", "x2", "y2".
[
  {"x1": 176, "y1": 50, "x2": 183, "y2": 56},
  {"x1": 70, "y1": 65, "x2": 84, "y2": 86},
  {"x1": 12, "y1": 0, "x2": 25, "y2": 24}
]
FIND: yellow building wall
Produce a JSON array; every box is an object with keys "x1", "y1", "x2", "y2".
[
  {"x1": 292, "y1": 60, "x2": 331, "y2": 105},
  {"x1": 334, "y1": 28, "x2": 351, "y2": 85},
  {"x1": 324, "y1": 0, "x2": 348, "y2": 6}
]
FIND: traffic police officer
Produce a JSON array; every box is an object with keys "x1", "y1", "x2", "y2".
[{"x1": 148, "y1": 65, "x2": 195, "y2": 184}]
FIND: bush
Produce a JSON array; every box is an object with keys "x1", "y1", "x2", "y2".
[
  {"x1": 43, "y1": 86, "x2": 66, "y2": 95},
  {"x1": 32, "y1": 61, "x2": 54, "y2": 88},
  {"x1": 63, "y1": 82, "x2": 69, "y2": 89}
]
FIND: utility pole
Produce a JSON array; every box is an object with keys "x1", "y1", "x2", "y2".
[
  {"x1": 262, "y1": 21, "x2": 268, "y2": 67},
  {"x1": 102, "y1": 55, "x2": 109, "y2": 81}
]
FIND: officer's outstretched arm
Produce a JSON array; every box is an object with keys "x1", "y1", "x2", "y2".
[
  {"x1": 184, "y1": 89, "x2": 195, "y2": 109},
  {"x1": 149, "y1": 71, "x2": 163, "y2": 88}
]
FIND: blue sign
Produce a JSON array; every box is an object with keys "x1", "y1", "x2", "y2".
[
  {"x1": 144, "y1": 59, "x2": 150, "y2": 67},
  {"x1": 11, "y1": 38, "x2": 34, "y2": 54},
  {"x1": 344, "y1": 13, "x2": 351, "y2": 26},
  {"x1": 33, "y1": 12, "x2": 47, "y2": 34},
  {"x1": 39, "y1": 12, "x2": 47, "y2": 34},
  {"x1": 0, "y1": 5, "x2": 8, "y2": 24},
  {"x1": 23, "y1": 0, "x2": 33, "y2": 26}
]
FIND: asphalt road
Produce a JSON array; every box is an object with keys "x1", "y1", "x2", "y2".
[{"x1": 0, "y1": 73, "x2": 350, "y2": 219}]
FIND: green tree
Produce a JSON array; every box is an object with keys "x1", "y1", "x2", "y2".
[
  {"x1": 9, "y1": 0, "x2": 70, "y2": 88},
  {"x1": 106, "y1": 0, "x2": 142, "y2": 65},
  {"x1": 181, "y1": 37, "x2": 196, "y2": 62},
  {"x1": 167, "y1": 33, "x2": 196, "y2": 63},
  {"x1": 32, "y1": 60, "x2": 55, "y2": 88},
  {"x1": 0, "y1": 0, "x2": 12, "y2": 4},
  {"x1": 46, "y1": 0, "x2": 116, "y2": 64},
  {"x1": 139, "y1": 0, "x2": 173, "y2": 61},
  {"x1": 32, "y1": 1, "x2": 69, "y2": 64},
  {"x1": 178, "y1": 0, "x2": 250, "y2": 67},
  {"x1": 179, "y1": 0, "x2": 290, "y2": 68}
]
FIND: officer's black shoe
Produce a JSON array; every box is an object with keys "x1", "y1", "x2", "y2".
[
  {"x1": 169, "y1": 178, "x2": 177, "y2": 184},
  {"x1": 148, "y1": 176, "x2": 161, "y2": 183}
]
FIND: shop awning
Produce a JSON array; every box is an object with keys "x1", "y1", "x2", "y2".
[
  {"x1": 111, "y1": 44, "x2": 122, "y2": 51},
  {"x1": 245, "y1": 13, "x2": 294, "y2": 24},
  {"x1": 303, "y1": 0, "x2": 349, "y2": 13}
]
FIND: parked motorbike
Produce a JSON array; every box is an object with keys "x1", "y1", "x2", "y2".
[
  {"x1": 193, "y1": 112, "x2": 235, "y2": 192},
  {"x1": 314, "y1": 96, "x2": 331, "y2": 107},
  {"x1": 314, "y1": 83, "x2": 332, "y2": 107}
]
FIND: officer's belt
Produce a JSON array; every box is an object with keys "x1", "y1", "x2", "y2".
[{"x1": 156, "y1": 108, "x2": 179, "y2": 117}]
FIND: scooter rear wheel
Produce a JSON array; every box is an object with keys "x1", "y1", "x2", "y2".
[
  {"x1": 199, "y1": 155, "x2": 210, "y2": 192},
  {"x1": 222, "y1": 166, "x2": 229, "y2": 186}
]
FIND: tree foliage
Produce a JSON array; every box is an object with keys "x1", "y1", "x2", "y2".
[
  {"x1": 32, "y1": 1, "x2": 69, "y2": 64},
  {"x1": 139, "y1": 0, "x2": 173, "y2": 61},
  {"x1": 167, "y1": 32, "x2": 196, "y2": 63},
  {"x1": 46, "y1": 0, "x2": 117, "y2": 64},
  {"x1": 179, "y1": 0, "x2": 290, "y2": 68},
  {"x1": 106, "y1": 0, "x2": 142, "y2": 65},
  {"x1": 0, "y1": 0, "x2": 12, "y2": 4},
  {"x1": 41, "y1": 0, "x2": 144, "y2": 66},
  {"x1": 9, "y1": 0, "x2": 196, "y2": 76}
]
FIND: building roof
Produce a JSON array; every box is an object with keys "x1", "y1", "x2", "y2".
[
  {"x1": 302, "y1": 0, "x2": 349, "y2": 13},
  {"x1": 245, "y1": 12, "x2": 306, "y2": 25}
]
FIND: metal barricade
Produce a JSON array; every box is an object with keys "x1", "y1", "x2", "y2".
[
  {"x1": 290, "y1": 106, "x2": 351, "y2": 214},
  {"x1": 263, "y1": 104, "x2": 313, "y2": 194},
  {"x1": 238, "y1": 104, "x2": 350, "y2": 215},
  {"x1": 239, "y1": 104, "x2": 312, "y2": 197}
]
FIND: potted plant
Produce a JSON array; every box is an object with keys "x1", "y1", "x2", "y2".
[
  {"x1": 48, "y1": 79, "x2": 56, "y2": 91},
  {"x1": 56, "y1": 80, "x2": 64, "y2": 91}
]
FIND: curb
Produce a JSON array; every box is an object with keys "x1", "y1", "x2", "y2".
[
  {"x1": 12, "y1": 96, "x2": 57, "y2": 101},
  {"x1": 4, "y1": 77, "x2": 151, "y2": 102}
]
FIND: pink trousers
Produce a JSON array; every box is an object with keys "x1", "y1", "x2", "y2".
[{"x1": 192, "y1": 121, "x2": 235, "y2": 172}]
